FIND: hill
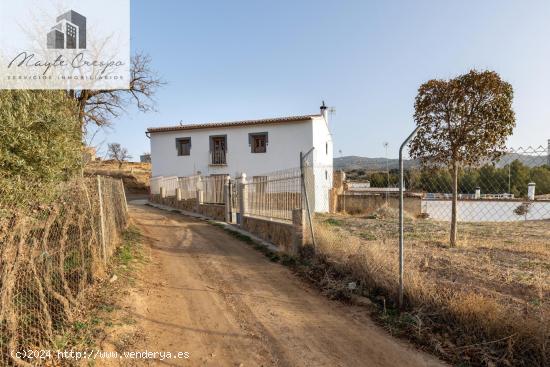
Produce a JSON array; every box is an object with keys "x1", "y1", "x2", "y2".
[
  {"x1": 334, "y1": 156, "x2": 417, "y2": 171},
  {"x1": 84, "y1": 161, "x2": 151, "y2": 194},
  {"x1": 334, "y1": 152, "x2": 548, "y2": 171}
]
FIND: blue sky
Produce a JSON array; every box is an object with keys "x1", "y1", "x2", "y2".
[{"x1": 95, "y1": 0, "x2": 550, "y2": 160}]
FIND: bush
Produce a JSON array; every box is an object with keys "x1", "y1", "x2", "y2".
[
  {"x1": 0, "y1": 90, "x2": 82, "y2": 185},
  {"x1": 0, "y1": 91, "x2": 82, "y2": 208}
]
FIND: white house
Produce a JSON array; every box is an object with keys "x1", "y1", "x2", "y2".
[{"x1": 147, "y1": 104, "x2": 333, "y2": 212}]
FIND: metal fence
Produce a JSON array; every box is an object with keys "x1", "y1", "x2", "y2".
[
  {"x1": 178, "y1": 175, "x2": 201, "y2": 200},
  {"x1": 201, "y1": 175, "x2": 227, "y2": 204},
  {"x1": 243, "y1": 168, "x2": 302, "y2": 221},
  {"x1": 302, "y1": 144, "x2": 549, "y2": 366},
  {"x1": 150, "y1": 176, "x2": 163, "y2": 195},
  {"x1": 152, "y1": 175, "x2": 225, "y2": 204},
  {"x1": 0, "y1": 176, "x2": 128, "y2": 366}
]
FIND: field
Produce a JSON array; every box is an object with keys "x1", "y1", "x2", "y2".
[
  {"x1": 313, "y1": 208, "x2": 549, "y2": 366},
  {"x1": 85, "y1": 160, "x2": 151, "y2": 194}
]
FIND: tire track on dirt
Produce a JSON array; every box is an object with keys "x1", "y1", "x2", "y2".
[{"x1": 124, "y1": 203, "x2": 445, "y2": 367}]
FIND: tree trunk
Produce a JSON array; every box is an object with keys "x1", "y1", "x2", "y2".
[{"x1": 450, "y1": 162, "x2": 458, "y2": 247}]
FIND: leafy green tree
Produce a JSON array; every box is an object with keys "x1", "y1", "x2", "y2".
[
  {"x1": 409, "y1": 70, "x2": 515, "y2": 246},
  {"x1": 459, "y1": 168, "x2": 480, "y2": 194},
  {"x1": 508, "y1": 160, "x2": 531, "y2": 197},
  {"x1": 477, "y1": 164, "x2": 505, "y2": 194},
  {"x1": 531, "y1": 166, "x2": 550, "y2": 195},
  {"x1": 0, "y1": 90, "x2": 82, "y2": 185}
]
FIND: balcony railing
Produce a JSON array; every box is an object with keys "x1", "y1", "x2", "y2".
[{"x1": 210, "y1": 150, "x2": 227, "y2": 165}]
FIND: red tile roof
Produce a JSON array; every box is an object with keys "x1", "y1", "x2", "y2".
[{"x1": 147, "y1": 114, "x2": 320, "y2": 133}]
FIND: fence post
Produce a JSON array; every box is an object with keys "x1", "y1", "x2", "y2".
[
  {"x1": 291, "y1": 208, "x2": 304, "y2": 255},
  {"x1": 238, "y1": 173, "x2": 247, "y2": 225},
  {"x1": 196, "y1": 176, "x2": 203, "y2": 211},
  {"x1": 224, "y1": 176, "x2": 231, "y2": 223},
  {"x1": 176, "y1": 188, "x2": 182, "y2": 201},
  {"x1": 160, "y1": 186, "x2": 166, "y2": 199},
  {"x1": 97, "y1": 176, "x2": 107, "y2": 265},
  {"x1": 120, "y1": 179, "x2": 128, "y2": 216},
  {"x1": 398, "y1": 126, "x2": 420, "y2": 310},
  {"x1": 300, "y1": 151, "x2": 316, "y2": 248}
]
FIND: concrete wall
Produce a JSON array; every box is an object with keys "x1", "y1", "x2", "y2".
[
  {"x1": 336, "y1": 194, "x2": 422, "y2": 217},
  {"x1": 423, "y1": 199, "x2": 550, "y2": 222},
  {"x1": 150, "y1": 120, "x2": 315, "y2": 178}
]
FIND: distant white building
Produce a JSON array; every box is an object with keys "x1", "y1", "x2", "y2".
[
  {"x1": 147, "y1": 104, "x2": 333, "y2": 212},
  {"x1": 140, "y1": 154, "x2": 151, "y2": 163}
]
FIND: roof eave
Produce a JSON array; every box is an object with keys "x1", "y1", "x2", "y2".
[{"x1": 146, "y1": 114, "x2": 320, "y2": 134}]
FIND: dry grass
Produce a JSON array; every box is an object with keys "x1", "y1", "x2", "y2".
[
  {"x1": 85, "y1": 161, "x2": 151, "y2": 194},
  {"x1": 314, "y1": 208, "x2": 549, "y2": 366}
]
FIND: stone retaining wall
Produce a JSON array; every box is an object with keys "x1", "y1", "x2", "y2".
[
  {"x1": 150, "y1": 195, "x2": 225, "y2": 221},
  {"x1": 197, "y1": 204, "x2": 226, "y2": 221},
  {"x1": 150, "y1": 194, "x2": 305, "y2": 255},
  {"x1": 241, "y1": 212, "x2": 303, "y2": 254}
]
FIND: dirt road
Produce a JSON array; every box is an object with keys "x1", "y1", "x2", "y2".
[{"x1": 122, "y1": 203, "x2": 444, "y2": 366}]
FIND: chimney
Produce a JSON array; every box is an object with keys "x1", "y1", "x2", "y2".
[{"x1": 320, "y1": 100, "x2": 328, "y2": 122}]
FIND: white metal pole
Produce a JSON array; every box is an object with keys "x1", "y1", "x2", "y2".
[{"x1": 399, "y1": 126, "x2": 420, "y2": 309}]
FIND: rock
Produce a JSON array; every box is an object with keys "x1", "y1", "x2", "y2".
[
  {"x1": 109, "y1": 274, "x2": 118, "y2": 283},
  {"x1": 350, "y1": 295, "x2": 375, "y2": 308}
]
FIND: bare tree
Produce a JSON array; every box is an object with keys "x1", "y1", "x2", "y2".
[
  {"x1": 409, "y1": 70, "x2": 515, "y2": 247},
  {"x1": 69, "y1": 52, "x2": 164, "y2": 129},
  {"x1": 107, "y1": 143, "x2": 132, "y2": 169}
]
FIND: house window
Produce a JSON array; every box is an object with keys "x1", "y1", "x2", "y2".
[
  {"x1": 176, "y1": 137, "x2": 191, "y2": 156},
  {"x1": 249, "y1": 132, "x2": 268, "y2": 153},
  {"x1": 209, "y1": 135, "x2": 227, "y2": 164}
]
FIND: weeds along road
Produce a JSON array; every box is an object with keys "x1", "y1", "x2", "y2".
[{"x1": 124, "y1": 203, "x2": 445, "y2": 367}]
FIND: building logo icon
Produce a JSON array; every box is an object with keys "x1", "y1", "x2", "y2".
[{"x1": 47, "y1": 10, "x2": 86, "y2": 49}]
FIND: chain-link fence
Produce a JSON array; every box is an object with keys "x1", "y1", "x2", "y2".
[
  {"x1": 303, "y1": 144, "x2": 549, "y2": 366},
  {"x1": 120, "y1": 144, "x2": 550, "y2": 365},
  {"x1": 0, "y1": 176, "x2": 128, "y2": 366}
]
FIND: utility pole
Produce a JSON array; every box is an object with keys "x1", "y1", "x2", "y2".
[
  {"x1": 508, "y1": 164, "x2": 512, "y2": 194},
  {"x1": 384, "y1": 142, "x2": 389, "y2": 205}
]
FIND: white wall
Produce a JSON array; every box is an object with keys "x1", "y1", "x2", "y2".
[
  {"x1": 150, "y1": 120, "x2": 314, "y2": 179},
  {"x1": 150, "y1": 116, "x2": 334, "y2": 213},
  {"x1": 311, "y1": 115, "x2": 333, "y2": 212},
  {"x1": 423, "y1": 200, "x2": 550, "y2": 222}
]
